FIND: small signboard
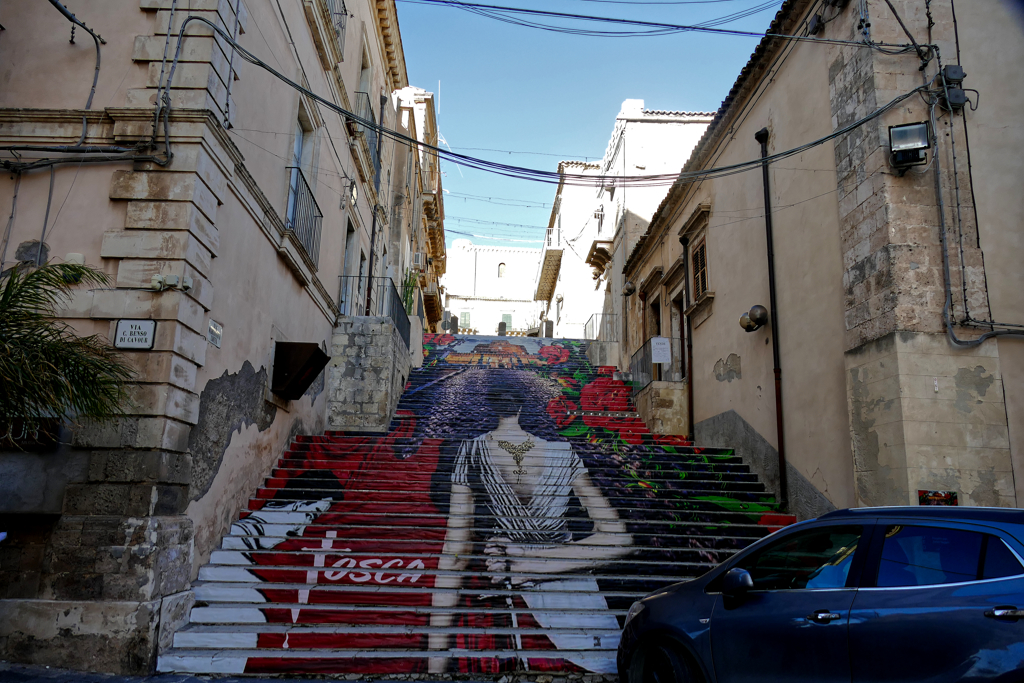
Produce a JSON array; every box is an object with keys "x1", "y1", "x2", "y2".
[
  {"x1": 114, "y1": 319, "x2": 156, "y2": 350},
  {"x1": 650, "y1": 336, "x2": 672, "y2": 364},
  {"x1": 919, "y1": 490, "x2": 958, "y2": 506}
]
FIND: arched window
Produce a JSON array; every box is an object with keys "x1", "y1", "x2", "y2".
[{"x1": 498, "y1": 263, "x2": 506, "y2": 278}]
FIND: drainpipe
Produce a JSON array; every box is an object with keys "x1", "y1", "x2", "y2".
[
  {"x1": 754, "y1": 127, "x2": 788, "y2": 511},
  {"x1": 680, "y1": 236, "x2": 696, "y2": 442}
]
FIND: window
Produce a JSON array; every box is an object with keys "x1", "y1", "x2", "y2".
[
  {"x1": 498, "y1": 263, "x2": 506, "y2": 278},
  {"x1": 502, "y1": 314, "x2": 512, "y2": 328},
  {"x1": 459, "y1": 312, "x2": 471, "y2": 329},
  {"x1": 877, "y1": 525, "x2": 1024, "y2": 587},
  {"x1": 736, "y1": 526, "x2": 863, "y2": 591},
  {"x1": 556, "y1": 298, "x2": 563, "y2": 323},
  {"x1": 692, "y1": 239, "x2": 708, "y2": 299}
]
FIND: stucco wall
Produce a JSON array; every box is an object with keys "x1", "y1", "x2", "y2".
[
  {"x1": 953, "y1": 0, "x2": 1024, "y2": 503},
  {"x1": 627, "y1": 24, "x2": 855, "y2": 510}
]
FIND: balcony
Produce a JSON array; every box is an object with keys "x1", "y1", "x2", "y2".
[
  {"x1": 533, "y1": 225, "x2": 563, "y2": 302},
  {"x1": 303, "y1": 0, "x2": 347, "y2": 70},
  {"x1": 324, "y1": 0, "x2": 347, "y2": 53},
  {"x1": 349, "y1": 91, "x2": 382, "y2": 193},
  {"x1": 285, "y1": 167, "x2": 323, "y2": 268},
  {"x1": 629, "y1": 336, "x2": 684, "y2": 396},
  {"x1": 338, "y1": 276, "x2": 411, "y2": 349}
]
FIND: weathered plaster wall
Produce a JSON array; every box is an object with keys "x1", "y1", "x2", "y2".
[
  {"x1": 626, "y1": 12, "x2": 855, "y2": 511},
  {"x1": 953, "y1": 0, "x2": 1024, "y2": 503},
  {"x1": 846, "y1": 331, "x2": 1013, "y2": 507}
]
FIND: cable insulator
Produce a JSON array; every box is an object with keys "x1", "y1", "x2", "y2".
[{"x1": 70, "y1": 24, "x2": 76, "y2": 44}]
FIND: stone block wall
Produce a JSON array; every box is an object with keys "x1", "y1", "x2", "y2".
[
  {"x1": 327, "y1": 317, "x2": 412, "y2": 432},
  {"x1": 824, "y1": 1, "x2": 1013, "y2": 507},
  {"x1": 634, "y1": 381, "x2": 689, "y2": 437}
]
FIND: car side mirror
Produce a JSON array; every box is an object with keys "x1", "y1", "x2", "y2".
[{"x1": 722, "y1": 567, "x2": 754, "y2": 597}]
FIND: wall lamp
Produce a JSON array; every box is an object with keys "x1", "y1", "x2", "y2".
[
  {"x1": 622, "y1": 280, "x2": 636, "y2": 296},
  {"x1": 889, "y1": 122, "x2": 931, "y2": 175},
  {"x1": 739, "y1": 305, "x2": 769, "y2": 332}
]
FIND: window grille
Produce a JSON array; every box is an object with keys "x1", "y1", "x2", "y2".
[
  {"x1": 502, "y1": 313, "x2": 512, "y2": 328},
  {"x1": 692, "y1": 240, "x2": 708, "y2": 299},
  {"x1": 460, "y1": 311, "x2": 471, "y2": 328}
]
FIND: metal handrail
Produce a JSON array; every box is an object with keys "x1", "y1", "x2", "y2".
[
  {"x1": 584, "y1": 313, "x2": 619, "y2": 341},
  {"x1": 338, "y1": 275, "x2": 411, "y2": 349},
  {"x1": 285, "y1": 166, "x2": 322, "y2": 268},
  {"x1": 629, "y1": 336, "x2": 684, "y2": 396}
]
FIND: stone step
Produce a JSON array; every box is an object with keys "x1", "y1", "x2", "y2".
[
  {"x1": 266, "y1": 466, "x2": 761, "y2": 482},
  {"x1": 159, "y1": 335, "x2": 792, "y2": 677},
  {"x1": 159, "y1": 648, "x2": 620, "y2": 675}
]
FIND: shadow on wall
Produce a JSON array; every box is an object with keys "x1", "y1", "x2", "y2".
[{"x1": 695, "y1": 409, "x2": 836, "y2": 521}]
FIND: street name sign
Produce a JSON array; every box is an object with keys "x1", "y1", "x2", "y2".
[{"x1": 114, "y1": 319, "x2": 157, "y2": 350}]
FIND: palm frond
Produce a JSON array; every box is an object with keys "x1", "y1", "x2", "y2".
[{"x1": 0, "y1": 263, "x2": 136, "y2": 432}]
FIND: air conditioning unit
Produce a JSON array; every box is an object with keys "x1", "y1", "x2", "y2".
[{"x1": 412, "y1": 252, "x2": 426, "y2": 271}]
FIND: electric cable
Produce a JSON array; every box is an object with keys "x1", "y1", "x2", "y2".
[
  {"x1": 46, "y1": 0, "x2": 106, "y2": 145},
  {"x1": 162, "y1": 14, "x2": 930, "y2": 193},
  {"x1": 35, "y1": 166, "x2": 56, "y2": 265},
  {"x1": 394, "y1": 0, "x2": 921, "y2": 48}
]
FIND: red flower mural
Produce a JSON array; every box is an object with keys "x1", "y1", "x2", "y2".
[
  {"x1": 546, "y1": 397, "x2": 577, "y2": 428},
  {"x1": 539, "y1": 344, "x2": 570, "y2": 365},
  {"x1": 580, "y1": 376, "x2": 631, "y2": 413},
  {"x1": 425, "y1": 333, "x2": 455, "y2": 346}
]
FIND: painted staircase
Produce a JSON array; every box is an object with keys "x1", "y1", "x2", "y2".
[{"x1": 159, "y1": 335, "x2": 793, "y2": 676}]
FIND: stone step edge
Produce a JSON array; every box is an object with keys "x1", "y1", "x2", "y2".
[{"x1": 191, "y1": 583, "x2": 666, "y2": 597}]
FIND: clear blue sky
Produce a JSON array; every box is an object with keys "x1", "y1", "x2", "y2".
[{"x1": 395, "y1": 0, "x2": 784, "y2": 248}]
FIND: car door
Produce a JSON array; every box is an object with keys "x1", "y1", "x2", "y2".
[
  {"x1": 710, "y1": 523, "x2": 869, "y2": 683},
  {"x1": 849, "y1": 521, "x2": 1024, "y2": 683}
]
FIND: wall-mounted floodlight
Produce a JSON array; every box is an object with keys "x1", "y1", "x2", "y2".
[
  {"x1": 889, "y1": 122, "x2": 931, "y2": 174},
  {"x1": 622, "y1": 280, "x2": 637, "y2": 296}
]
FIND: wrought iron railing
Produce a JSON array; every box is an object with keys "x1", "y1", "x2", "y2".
[
  {"x1": 324, "y1": 0, "x2": 347, "y2": 53},
  {"x1": 629, "y1": 336, "x2": 684, "y2": 396},
  {"x1": 584, "y1": 313, "x2": 619, "y2": 341},
  {"x1": 353, "y1": 91, "x2": 381, "y2": 192},
  {"x1": 338, "y1": 275, "x2": 410, "y2": 349},
  {"x1": 285, "y1": 167, "x2": 322, "y2": 268}
]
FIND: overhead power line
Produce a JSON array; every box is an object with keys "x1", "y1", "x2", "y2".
[
  {"x1": 162, "y1": 16, "x2": 929, "y2": 191},
  {"x1": 396, "y1": 0, "x2": 784, "y2": 38}
]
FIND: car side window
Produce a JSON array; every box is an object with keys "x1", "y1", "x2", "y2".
[
  {"x1": 877, "y1": 525, "x2": 1023, "y2": 587},
  {"x1": 737, "y1": 525, "x2": 863, "y2": 591},
  {"x1": 982, "y1": 536, "x2": 1024, "y2": 580}
]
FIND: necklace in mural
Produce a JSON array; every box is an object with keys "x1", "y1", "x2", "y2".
[{"x1": 497, "y1": 439, "x2": 535, "y2": 482}]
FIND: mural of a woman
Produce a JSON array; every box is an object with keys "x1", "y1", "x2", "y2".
[{"x1": 421, "y1": 367, "x2": 634, "y2": 673}]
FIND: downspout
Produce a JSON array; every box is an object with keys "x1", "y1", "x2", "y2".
[
  {"x1": 754, "y1": 127, "x2": 788, "y2": 511},
  {"x1": 680, "y1": 236, "x2": 695, "y2": 442}
]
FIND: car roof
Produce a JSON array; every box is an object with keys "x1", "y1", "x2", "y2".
[{"x1": 819, "y1": 506, "x2": 1024, "y2": 524}]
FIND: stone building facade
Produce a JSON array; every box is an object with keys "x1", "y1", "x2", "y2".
[
  {"x1": 0, "y1": 0, "x2": 443, "y2": 672},
  {"x1": 620, "y1": 0, "x2": 1022, "y2": 519},
  {"x1": 442, "y1": 238, "x2": 545, "y2": 336}
]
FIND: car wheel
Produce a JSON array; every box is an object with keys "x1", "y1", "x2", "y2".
[{"x1": 630, "y1": 641, "x2": 698, "y2": 683}]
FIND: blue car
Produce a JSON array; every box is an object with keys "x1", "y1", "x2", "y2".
[{"x1": 617, "y1": 507, "x2": 1024, "y2": 683}]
